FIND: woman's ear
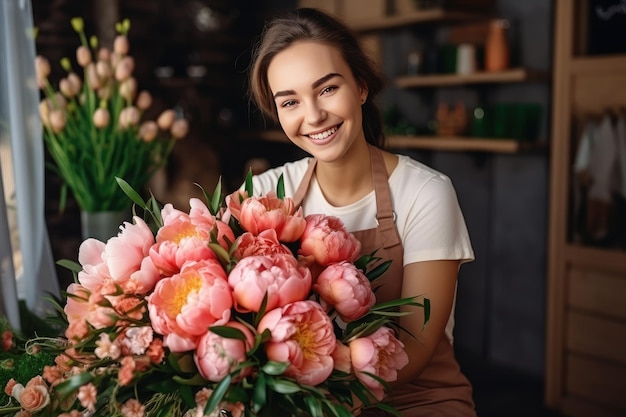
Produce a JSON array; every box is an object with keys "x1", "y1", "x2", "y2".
[{"x1": 359, "y1": 86, "x2": 369, "y2": 104}]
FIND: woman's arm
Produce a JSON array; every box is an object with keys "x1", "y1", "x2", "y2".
[{"x1": 392, "y1": 259, "x2": 460, "y2": 386}]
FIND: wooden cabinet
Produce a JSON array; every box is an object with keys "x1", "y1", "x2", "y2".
[{"x1": 546, "y1": 1, "x2": 626, "y2": 416}]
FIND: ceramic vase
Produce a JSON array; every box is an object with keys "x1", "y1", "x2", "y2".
[
  {"x1": 484, "y1": 19, "x2": 510, "y2": 72},
  {"x1": 80, "y1": 209, "x2": 129, "y2": 241}
]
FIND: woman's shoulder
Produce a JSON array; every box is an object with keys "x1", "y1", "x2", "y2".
[
  {"x1": 251, "y1": 157, "x2": 312, "y2": 196},
  {"x1": 392, "y1": 154, "x2": 454, "y2": 190}
]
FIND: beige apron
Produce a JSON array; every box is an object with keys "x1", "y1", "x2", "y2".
[{"x1": 294, "y1": 145, "x2": 476, "y2": 417}]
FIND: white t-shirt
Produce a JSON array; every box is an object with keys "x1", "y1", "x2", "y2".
[{"x1": 252, "y1": 154, "x2": 475, "y2": 266}]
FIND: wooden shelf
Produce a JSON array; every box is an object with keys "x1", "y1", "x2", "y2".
[
  {"x1": 386, "y1": 135, "x2": 543, "y2": 153},
  {"x1": 563, "y1": 244, "x2": 626, "y2": 271},
  {"x1": 347, "y1": 9, "x2": 485, "y2": 32},
  {"x1": 250, "y1": 131, "x2": 543, "y2": 154},
  {"x1": 395, "y1": 68, "x2": 549, "y2": 88}
]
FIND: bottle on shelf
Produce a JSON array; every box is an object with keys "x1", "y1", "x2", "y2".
[{"x1": 484, "y1": 19, "x2": 510, "y2": 72}]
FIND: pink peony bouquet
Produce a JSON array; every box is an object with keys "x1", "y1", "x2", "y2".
[{"x1": 0, "y1": 176, "x2": 429, "y2": 417}]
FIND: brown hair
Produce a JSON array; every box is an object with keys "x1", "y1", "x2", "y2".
[{"x1": 249, "y1": 7, "x2": 385, "y2": 148}]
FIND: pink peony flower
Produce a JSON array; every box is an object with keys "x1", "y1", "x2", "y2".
[
  {"x1": 298, "y1": 214, "x2": 362, "y2": 266},
  {"x1": 238, "y1": 192, "x2": 306, "y2": 242},
  {"x1": 349, "y1": 327, "x2": 409, "y2": 401},
  {"x1": 228, "y1": 254, "x2": 311, "y2": 313},
  {"x1": 103, "y1": 216, "x2": 159, "y2": 294},
  {"x1": 257, "y1": 300, "x2": 336, "y2": 386},
  {"x1": 194, "y1": 321, "x2": 254, "y2": 382},
  {"x1": 314, "y1": 261, "x2": 376, "y2": 322},
  {"x1": 331, "y1": 341, "x2": 352, "y2": 374},
  {"x1": 232, "y1": 229, "x2": 292, "y2": 260},
  {"x1": 150, "y1": 220, "x2": 218, "y2": 277},
  {"x1": 223, "y1": 189, "x2": 249, "y2": 224},
  {"x1": 187, "y1": 198, "x2": 236, "y2": 249},
  {"x1": 148, "y1": 260, "x2": 232, "y2": 352}
]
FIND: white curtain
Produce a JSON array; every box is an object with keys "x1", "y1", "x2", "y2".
[{"x1": 0, "y1": 0, "x2": 60, "y2": 330}]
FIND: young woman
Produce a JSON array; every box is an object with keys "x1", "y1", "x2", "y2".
[{"x1": 248, "y1": 8, "x2": 476, "y2": 417}]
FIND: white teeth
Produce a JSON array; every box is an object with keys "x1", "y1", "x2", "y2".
[{"x1": 309, "y1": 126, "x2": 337, "y2": 140}]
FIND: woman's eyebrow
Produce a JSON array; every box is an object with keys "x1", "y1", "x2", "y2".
[{"x1": 273, "y1": 73, "x2": 343, "y2": 99}]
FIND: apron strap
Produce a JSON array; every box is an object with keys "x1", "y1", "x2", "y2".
[
  {"x1": 369, "y1": 146, "x2": 402, "y2": 248},
  {"x1": 293, "y1": 158, "x2": 317, "y2": 208}
]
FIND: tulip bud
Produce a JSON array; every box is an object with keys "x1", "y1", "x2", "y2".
[
  {"x1": 39, "y1": 100, "x2": 51, "y2": 127},
  {"x1": 119, "y1": 77, "x2": 137, "y2": 102},
  {"x1": 86, "y1": 63, "x2": 101, "y2": 90},
  {"x1": 170, "y1": 119, "x2": 189, "y2": 140},
  {"x1": 157, "y1": 109, "x2": 176, "y2": 130},
  {"x1": 50, "y1": 93, "x2": 67, "y2": 110},
  {"x1": 113, "y1": 35, "x2": 130, "y2": 56},
  {"x1": 93, "y1": 108, "x2": 110, "y2": 129},
  {"x1": 59, "y1": 78, "x2": 75, "y2": 98},
  {"x1": 35, "y1": 55, "x2": 50, "y2": 80},
  {"x1": 96, "y1": 60, "x2": 112, "y2": 80},
  {"x1": 70, "y1": 17, "x2": 84, "y2": 33},
  {"x1": 139, "y1": 121, "x2": 158, "y2": 142},
  {"x1": 49, "y1": 109, "x2": 66, "y2": 133},
  {"x1": 97, "y1": 47, "x2": 111, "y2": 62},
  {"x1": 119, "y1": 106, "x2": 140, "y2": 129},
  {"x1": 136, "y1": 91, "x2": 152, "y2": 111},
  {"x1": 67, "y1": 72, "x2": 82, "y2": 94},
  {"x1": 115, "y1": 56, "x2": 134, "y2": 82},
  {"x1": 76, "y1": 45, "x2": 92, "y2": 67}
]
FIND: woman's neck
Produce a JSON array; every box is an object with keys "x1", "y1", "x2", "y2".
[{"x1": 314, "y1": 142, "x2": 373, "y2": 207}]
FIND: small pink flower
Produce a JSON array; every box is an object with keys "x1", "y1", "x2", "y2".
[
  {"x1": 148, "y1": 260, "x2": 232, "y2": 352},
  {"x1": 94, "y1": 333, "x2": 121, "y2": 359},
  {"x1": 314, "y1": 261, "x2": 375, "y2": 322},
  {"x1": 238, "y1": 192, "x2": 306, "y2": 242},
  {"x1": 194, "y1": 321, "x2": 254, "y2": 382},
  {"x1": 147, "y1": 339, "x2": 165, "y2": 364},
  {"x1": 299, "y1": 214, "x2": 361, "y2": 266},
  {"x1": 4, "y1": 378, "x2": 17, "y2": 396},
  {"x1": 77, "y1": 382, "x2": 97, "y2": 411},
  {"x1": 121, "y1": 327, "x2": 153, "y2": 355},
  {"x1": 1, "y1": 329, "x2": 13, "y2": 351},
  {"x1": 349, "y1": 327, "x2": 409, "y2": 401},
  {"x1": 119, "y1": 356, "x2": 136, "y2": 386},
  {"x1": 228, "y1": 254, "x2": 311, "y2": 313},
  {"x1": 258, "y1": 300, "x2": 336, "y2": 386},
  {"x1": 42, "y1": 365, "x2": 65, "y2": 387},
  {"x1": 120, "y1": 398, "x2": 145, "y2": 417},
  {"x1": 232, "y1": 229, "x2": 292, "y2": 260}
]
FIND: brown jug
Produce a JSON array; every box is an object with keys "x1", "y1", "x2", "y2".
[{"x1": 484, "y1": 19, "x2": 510, "y2": 72}]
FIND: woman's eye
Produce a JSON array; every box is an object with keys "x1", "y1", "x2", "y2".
[
  {"x1": 321, "y1": 86, "x2": 337, "y2": 95},
  {"x1": 281, "y1": 100, "x2": 297, "y2": 108}
]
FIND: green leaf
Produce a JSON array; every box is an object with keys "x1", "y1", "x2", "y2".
[
  {"x1": 268, "y1": 377, "x2": 302, "y2": 394},
  {"x1": 304, "y1": 396, "x2": 323, "y2": 417},
  {"x1": 276, "y1": 174, "x2": 285, "y2": 199},
  {"x1": 209, "y1": 242, "x2": 231, "y2": 265},
  {"x1": 210, "y1": 177, "x2": 223, "y2": 215},
  {"x1": 252, "y1": 371, "x2": 267, "y2": 413},
  {"x1": 366, "y1": 260, "x2": 392, "y2": 281},
  {"x1": 323, "y1": 400, "x2": 353, "y2": 417},
  {"x1": 172, "y1": 373, "x2": 206, "y2": 386},
  {"x1": 179, "y1": 384, "x2": 197, "y2": 408},
  {"x1": 244, "y1": 169, "x2": 253, "y2": 196},
  {"x1": 423, "y1": 297, "x2": 431, "y2": 326},
  {"x1": 116, "y1": 177, "x2": 147, "y2": 208},
  {"x1": 55, "y1": 372, "x2": 94, "y2": 397},
  {"x1": 56, "y1": 259, "x2": 82, "y2": 273},
  {"x1": 374, "y1": 402, "x2": 403, "y2": 417},
  {"x1": 210, "y1": 325, "x2": 246, "y2": 341},
  {"x1": 204, "y1": 374, "x2": 231, "y2": 415},
  {"x1": 261, "y1": 361, "x2": 289, "y2": 375},
  {"x1": 253, "y1": 292, "x2": 269, "y2": 328}
]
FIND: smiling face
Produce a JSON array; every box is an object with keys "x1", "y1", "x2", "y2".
[{"x1": 267, "y1": 41, "x2": 368, "y2": 164}]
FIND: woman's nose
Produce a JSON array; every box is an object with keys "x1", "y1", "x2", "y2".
[{"x1": 304, "y1": 101, "x2": 327, "y2": 125}]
